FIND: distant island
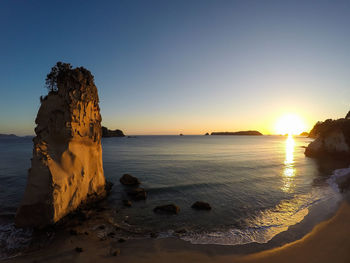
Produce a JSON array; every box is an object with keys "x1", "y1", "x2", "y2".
[
  {"x1": 299, "y1": 131, "x2": 309, "y2": 136},
  {"x1": 0, "y1": 134, "x2": 33, "y2": 139},
  {"x1": 102, "y1": 126, "x2": 125, "y2": 137},
  {"x1": 211, "y1": 130, "x2": 263, "y2": 136},
  {"x1": 0, "y1": 134, "x2": 18, "y2": 138}
]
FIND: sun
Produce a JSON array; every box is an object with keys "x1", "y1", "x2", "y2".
[{"x1": 274, "y1": 114, "x2": 306, "y2": 135}]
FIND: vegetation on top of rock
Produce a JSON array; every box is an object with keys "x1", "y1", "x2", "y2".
[
  {"x1": 211, "y1": 131, "x2": 262, "y2": 136},
  {"x1": 45, "y1": 62, "x2": 72, "y2": 92},
  {"x1": 102, "y1": 126, "x2": 125, "y2": 137},
  {"x1": 44, "y1": 61, "x2": 98, "y2": 104}
]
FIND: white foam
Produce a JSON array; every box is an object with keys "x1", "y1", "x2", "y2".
[
  {"x1": 181, "y1": 187, "x2": 339, "y2": 246},
  {"x1": 0, "y1": 223, "x2": 32, "y2": 260},
  {"x1": 327, "y1": 167, "x2": 350, "y2": 192}
]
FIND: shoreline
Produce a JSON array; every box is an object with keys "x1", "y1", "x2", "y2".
[{"x1": 5, "y1": 194, "x2": 350, "y2": 263}]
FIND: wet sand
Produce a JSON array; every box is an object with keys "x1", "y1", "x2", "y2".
[{"x1": 6, "y1": 199, "x2": 350, "y2": 263}]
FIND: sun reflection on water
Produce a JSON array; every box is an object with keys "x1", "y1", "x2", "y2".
[{"x1": 282, "y1": 135, "x2": 295, "y2": 192}]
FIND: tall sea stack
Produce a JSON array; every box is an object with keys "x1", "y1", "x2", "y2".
[{"x1": 15, "y1": 63, "x2": 106, "y2": 228}]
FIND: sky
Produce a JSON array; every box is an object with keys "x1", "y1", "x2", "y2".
[{"x1": 0, "y1": 0, "x2": 349, "y2": 135}]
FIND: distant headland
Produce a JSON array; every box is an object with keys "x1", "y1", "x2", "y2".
[
  {"x1": 0, "y1": 134, "x2": 18, "y2": 138},
  {"x1": 211, "y1": 130, "x2": 263, "y2": 136},
  {"x1": 0, "y1": 134, "x2": 33, "y2": 139},
  {"x1": 102, "y1": 126, "x2": 125, "y2": 137}
]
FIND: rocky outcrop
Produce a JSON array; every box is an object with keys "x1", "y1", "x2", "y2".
[
  {"x1": 15, "y1": 63, "x2": 106, "y2": 228},
  {"x1": 102, "y1": 127, "x2": 125, "y2": 137},
  {"x1": 305, "y1": 117, "x2": 350, "y2": 158},
  {"x1": 211, "y1": 131, "x2": 262, "y2": 136},
  {"x1": 305, "y1": 130, "x2": 350, "y2": 157}
]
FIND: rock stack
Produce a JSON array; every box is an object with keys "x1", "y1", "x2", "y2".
[{"x1": 15, "y1": 63, "x2": 106, "y2": 228}]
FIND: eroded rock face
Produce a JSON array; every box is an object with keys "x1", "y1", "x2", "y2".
[
  {"x1": 305, "y1": 129, "x2": 350, "y2": 158},
  {"x1": 15, "y1": 66, "x2": 106, "y2": 228}
]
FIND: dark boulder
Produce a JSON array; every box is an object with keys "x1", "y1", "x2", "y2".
[
  {"x1": 120, "y1": 174, "x2": 140, "y2": 186},
  {"x1": 191, "y1": 201, "x2": 211, "y2": 210},
  {"x1": 127, "y1": 188, "x2": 147, "y2": 200},
  {"x1": 75, "y1": 247, "x2": 83, "y2": 253},
  {"x1": 153, "y1": 204, "x2": 180, "y2": 214}
]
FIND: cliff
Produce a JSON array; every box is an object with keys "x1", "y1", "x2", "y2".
[
  {"x1": 211, "y1": 130, "x2": 263, "y2": 136},
  {"x1": 15, "y1": 63, "x2": 106, "y2": 228},
  {"x1": 305, "y1": 117, "x2": 350, "y2": 158},
  {"x1": 102, "y1": 126, "x2": 125, "y2": 137}
]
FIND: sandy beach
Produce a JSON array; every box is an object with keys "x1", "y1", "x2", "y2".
[{"x1": 5, "y1": 197, "x2": 350, "y2": 263}]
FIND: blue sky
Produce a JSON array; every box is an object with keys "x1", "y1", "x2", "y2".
[{"x1": 0, "y1": 0, "x2": 349, "y2": 135}]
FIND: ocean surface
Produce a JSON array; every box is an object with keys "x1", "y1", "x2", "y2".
[{"x1": 0, "y1": 135, "x2": 348, "y2": 257}]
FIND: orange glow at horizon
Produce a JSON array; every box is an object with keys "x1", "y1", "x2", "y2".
[{"x1": 274, "y1": 114, "x2": 307, "y2": 135}]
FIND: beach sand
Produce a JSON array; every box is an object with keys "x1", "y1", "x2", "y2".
[{"x1": 5, "y1": 198, "x2": 350, "y2": 263}]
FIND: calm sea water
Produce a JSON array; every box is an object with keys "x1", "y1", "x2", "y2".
[{"x1": 0, "y1": 135, "x2": 346, "y2": 254}]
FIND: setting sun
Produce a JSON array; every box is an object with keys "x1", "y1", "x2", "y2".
[{"x1": 275, "y1": 114, "x2": 306, "y2": 135}]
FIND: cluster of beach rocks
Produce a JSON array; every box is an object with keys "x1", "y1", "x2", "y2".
[{"x1": 119, "y1": 174, "x2": 211, "y2": 214}]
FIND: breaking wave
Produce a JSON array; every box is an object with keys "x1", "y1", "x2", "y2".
[{"x1": 181, "y1": 186, "x2": 340, "y2": 245}]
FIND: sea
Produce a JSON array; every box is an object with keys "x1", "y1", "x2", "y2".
[{"x1": 0, "y1": 135, "x2": 349, "y2": 258}]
